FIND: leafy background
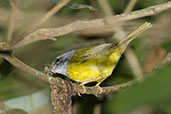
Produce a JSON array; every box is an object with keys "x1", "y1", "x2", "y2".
[{"x1": 0, "y1": 0, "x2": 171, "y2": 114}]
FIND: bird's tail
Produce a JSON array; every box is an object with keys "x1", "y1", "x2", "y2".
[{"x1": 117, "y1": 22, "x2": 152, "y2": 52}]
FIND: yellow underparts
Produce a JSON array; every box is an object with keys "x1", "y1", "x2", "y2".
[{"x1": 67, "y1": 47, "x2": 121, "y2": 83}]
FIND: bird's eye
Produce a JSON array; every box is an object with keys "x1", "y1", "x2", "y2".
[{"x1": 55, "y1": 58, "x2": 60, "y2": 63}]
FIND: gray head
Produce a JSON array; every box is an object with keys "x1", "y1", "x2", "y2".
[{"x1": 49, "y1": 50, "x2": 75, "y2": 77}]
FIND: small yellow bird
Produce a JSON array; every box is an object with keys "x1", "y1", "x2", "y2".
[{"x1": 49, "y1": 22, "x2": 151, "y2": 93}]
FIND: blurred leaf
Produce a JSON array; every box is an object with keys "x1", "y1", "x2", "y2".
[
  {"x1": 142, "y1": 46, "x2": 166, "y2": 73},
  {"x1": 104, "y1": 63, "x2": 171, "y2": 114}
]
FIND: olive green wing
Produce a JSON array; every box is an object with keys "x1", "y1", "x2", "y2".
[
  {"x1": 74, "y1": 22, "x2": 152, "y2": 62},
  {"x1": 75, "y1": 43, "x2": 113, "y2": 62}
]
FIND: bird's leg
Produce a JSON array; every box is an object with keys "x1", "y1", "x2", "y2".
[
  {"x1": 79, "y1": 82, "x2": 87, "y2": 93},
  {"x1": 96, "y1": 77, "x2": 107, "y2": 94},
  {"x1": 96, "y1": 83, "x2": 103, "y2": 94},
  {"x1": 79, "y1": 79, "x2": 101, "y2": 94}
]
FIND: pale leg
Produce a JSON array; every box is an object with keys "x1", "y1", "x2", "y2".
[
  {"x1": 79, "y1": 82, "x2": 90, "y2": 93},
  {"x1": 96, "y1": 77, "x2": 107, "y2": 93}
]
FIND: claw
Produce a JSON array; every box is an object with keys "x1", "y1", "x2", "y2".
[
  {"x1": 80, "y1": 83, "x2": 86, "y2": 93},
  {"x1": 77, "y1": 92, "x2": 82, "y2": 97}
]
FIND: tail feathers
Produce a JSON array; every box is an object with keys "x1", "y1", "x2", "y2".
[{"x1": 118, "y1": 22, "x2": 152, "y2": 52}]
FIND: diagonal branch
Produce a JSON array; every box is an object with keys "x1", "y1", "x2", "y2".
[
  {"x1": 28, "y1": 0, "x2": 70, "y2": 32},
  {"x1": 124, "y1": 0, "x2": 138, "y2": 13},
  {"x1": 7, "y1": 0, "x2": 17, "y2": 42},
  {"x1": 1, "y1": 54, "x2": 53, "y2": 84},
  {"x1": 10, "y1": 1, "x2": 171, "y2": 49},
  {"x1": 0, "y1": 52, "x2": 171, "y2": 96},
  {"x1": 0, "y1": 53, "x2": 134, "y2": 95},
  {"x1": 123, "y1": 0, "x2": 143, "y2": 78}
]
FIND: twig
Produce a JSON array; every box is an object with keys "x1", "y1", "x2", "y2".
[
  {"x1": 93, "y1": 103, "x2": 102, "y2": 114},
  {"x1": 123, "y1": 0, "x2": 143, "y2": 78},
  {"x1": 124, "y1": 0, "x2": 138, "y2": 13},
  {"x1": 7, "y1": 0, "x2": 17, "y2": 42},
  {"x1": 1, "y1": 54, "x2": 53, "y2": 84},
  {"x1": 97, "y1": 0, "x2": 114, "y2": 16},
  {"x1": 74, "y1": 79, "x2": 136, "y2": 96},
  {"x1": 1, "y1": 52, "x2": 170, "y2": 96},
  {"x1": 0, "y1": 53, "x2": 134, "y2": 96},
  {"x1": 125, "y1": 48, "x2": 143, "y2": 78},
  {"x1": 0, "y1": 42, "x2": 10, "y2": 50},
  {"x1": 28, "y1": 0, "x2": 70, "y2": 32},
  {"x1": 10, "y1": 1, "x2": 171, "y2": 50}
]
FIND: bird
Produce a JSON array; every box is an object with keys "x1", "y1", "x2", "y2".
[{"x1": 48, "y1": 22, "x2": 151, "y2": 93}]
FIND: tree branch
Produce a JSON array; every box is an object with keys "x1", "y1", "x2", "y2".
[
  {"x1": 0, "y1": 53, "x2": 134, "y2": 96},
  {"x1": 10, "y1": 1, "x2": 171, "y2": 49},
  {"x1": 1, "y1": 54, "x2": 53, "y2": 84},
  {"x1": 0, "y1": 42, "x2": 10, "y2": 50},
  {"x1": 124, "y1": 0, "x2": 138, "y2": 13},
  {"x1": 7, "y1": 0, "x2": 17, "y2": 42},
  {"x1": 123, "y1": 0, "x2": 143, "y2": 78},
  {"x1": 1, "y1": 52, "x2": 171, "y2": 96},
  {"x1": 28, "y1": 0, "x2": 70, "y2": 32}
]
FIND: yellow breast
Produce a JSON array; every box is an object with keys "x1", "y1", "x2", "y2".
[
  {"x1": 67, "y1": 62, "x2": 101, "y2": 82},
  {"x1": 67, "y1": 47, "x2": 121, "y2": 83}
]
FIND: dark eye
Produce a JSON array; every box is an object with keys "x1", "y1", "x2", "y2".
[{"x1": 55, "y1": 58, "x2": 60, "y2": 63}]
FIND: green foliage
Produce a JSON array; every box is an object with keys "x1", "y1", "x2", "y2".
[
  {"x1": 0, "y1": 0, "x2": 10, "y2": 9},
  {"x1": 104, "y1": 63, "x2": 171, "y2": 114},
  {"x1": 0, "y1": 60, "x2": 12, "y2": 79},
  {"x1": 161, "y1": 41, "x2": 171, "y2": 52}
]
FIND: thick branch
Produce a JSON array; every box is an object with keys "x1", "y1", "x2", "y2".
[
  {"x1": 73, "y1": 80, "x2": 136, "y2": 95},
  {"x1": 1, "y1": 54, "x2": 53, "y2": 84},
  {"x1": 1, "y1": 52, "x2": 171, "y2": 96},
  {"x1": 0, "y1": 53, "x2": 134, "y2": 95},
  {"x1": 10, "y1": 1, "x2": 171, "y2": 49}
]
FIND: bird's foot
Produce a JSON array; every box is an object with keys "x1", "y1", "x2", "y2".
[
  {"x1": 80, "y1": 83, "x2": 86, "y2": 93},
  {"x1": 96, "y1": 84, "x2": 103, "y2": 94}
]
